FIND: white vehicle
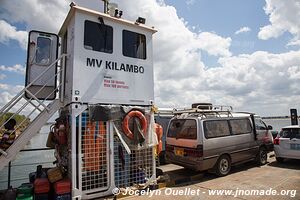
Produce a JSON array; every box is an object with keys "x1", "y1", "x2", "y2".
[{"x1": 274, "y1": 125, "x2": 300, "y2": 162}]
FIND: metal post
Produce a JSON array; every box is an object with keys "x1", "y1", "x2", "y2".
[
  {"x1": 102, "y1": 0, "x2": 109, "y2": 14},
  {"x1": 290, "y1": 109, "x2": 298, "y2": 125},
  {"x1": 7, "y1": 161, "x2": 11, "y2": 189},
  {"x1": 60, "y1": 55, "x2": 66, "y2": 103}
]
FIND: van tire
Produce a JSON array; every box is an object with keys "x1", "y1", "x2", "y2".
[
  {"x1": 276, "y1": 157, "x2": 284, "y2": 163},
  {"x1": 159, "y1": 151, "x2": 166, "y2": 165},
  {"x1": 215, "y1": 155, "x2": 231, "y2": 176},
  {"x1": 256, "y1": 147, "x2": 267, "y2": 165}
]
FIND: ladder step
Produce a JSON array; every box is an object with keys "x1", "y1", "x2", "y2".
[{"x1": 0, "y1": 99, "x2": 61, "y2": 171}]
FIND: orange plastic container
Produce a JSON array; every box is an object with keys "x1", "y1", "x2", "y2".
[
  {"x1": 155, "y1": 123, "x2": 163, "y2": 154},
  {"x1": 34, "y1": 178, "x2": 50, "y2": 194},
  {"x1": 54, "y1": 179, "x2": 71, "y2": 195}
]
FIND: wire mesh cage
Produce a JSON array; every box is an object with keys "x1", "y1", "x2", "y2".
[
  {"x1": 79, "y1": 112, "x2": 108, "y2": 192},
  {"x1": 77, "y1": 109, "x2": 156, "y2": 195},
  {"x1": 114, "y1": 137, "x2": 154, "y2": 189}
]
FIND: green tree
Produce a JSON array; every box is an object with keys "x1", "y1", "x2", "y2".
[{"x1": 0, "y1": 113, "x2": 30, "y2": 136}]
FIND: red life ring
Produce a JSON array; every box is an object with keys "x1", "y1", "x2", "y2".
[{"x1": 122, "y1": 110, "x2": 147, "y2": 140}]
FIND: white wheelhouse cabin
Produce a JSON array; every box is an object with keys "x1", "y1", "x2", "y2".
[{"x1": 0, "y1": 2, "x2": 157, "y2": 200}]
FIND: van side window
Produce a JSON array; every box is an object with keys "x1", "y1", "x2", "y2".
[
  {"x1": 204, "y1": 120, "x2": 230, "y2": 139},
  {"x1": 255, "y1": 118, "x2": 267, "y2": 130},
  {"x1": 123, "y1": 30, "x2": 146, "y2": 59},
  {"x1": 167, "y1": 119, "x2": 197, "y2": 140},
  {"x1": 84, "y1": 20, "x2": 113, "y2": 53},
  {"x1": 230, "y1": 119, "x2": 252, "y2": 135}
]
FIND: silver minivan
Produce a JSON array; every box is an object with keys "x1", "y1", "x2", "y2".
[{"x1": 165, "y1": 107, "x2": 273, "y2": 176}]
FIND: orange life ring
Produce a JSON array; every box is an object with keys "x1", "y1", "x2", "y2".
[{"x1": 122, "y1": 110, "x2": 147, "y2": 140}]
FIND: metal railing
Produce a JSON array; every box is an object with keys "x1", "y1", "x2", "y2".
[
  {"x1": 0, "y1": 54, "x2": 67, "y2": 156},
  {"x1": 1, "y1": 148, "x2": 54, "y2": 190}
]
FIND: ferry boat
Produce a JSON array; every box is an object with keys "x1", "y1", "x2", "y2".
[{"x1": 0, "y1": 1, "x2": 158, "y2": 199}]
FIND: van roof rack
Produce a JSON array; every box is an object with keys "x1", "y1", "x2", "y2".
[
  {"x1": 155, "y1": 108, "x2": 176, "y2": 116},
  {"x1": 174, "y1": 109, "x2": 233, "y2": 118},
  {"x1": 172, "y1": 105, "x2": 234, "y2": 118}
]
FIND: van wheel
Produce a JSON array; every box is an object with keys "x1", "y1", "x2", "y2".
[
  {"x1": 215, "y1": 155, "x2": 231, "y2": 176},
  {"x1": 257, "y1": 147, "x2": 267, "y2": 165},
  {"x1": 276, "y1": 157, "x2": 284, "y2": 163}
]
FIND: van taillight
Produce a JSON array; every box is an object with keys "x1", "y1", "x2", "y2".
[
  {"x1": 274, "y1": 137, "x2": 280, "y2": 145},
  {"x1": 166, "y1": 144, "x2": 174, "y2": 152},
  {"x1": 185, "y1": 145, "x2": 203, "y2": 157},
  {"x1": 263, "y1": 132, "x2": 272, "y2": 143}
]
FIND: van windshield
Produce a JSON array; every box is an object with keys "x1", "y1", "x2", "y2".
[{"x1": 167, "y1": 119, "x2": 197, "y2": 140}]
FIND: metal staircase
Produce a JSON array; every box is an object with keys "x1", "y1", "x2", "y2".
[{"x1": 0, "y1": 54, "x2": 67, "y2": 171}]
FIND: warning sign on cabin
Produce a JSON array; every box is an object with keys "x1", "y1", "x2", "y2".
[{"x1": 103, "y1": 78, "x2": 129, "y2": 89}]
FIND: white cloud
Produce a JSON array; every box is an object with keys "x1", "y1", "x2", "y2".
[
  {"x1": 155, "y1": 49, "x2": 300, "y2": 116},
  {"x1": 0, "y1": 84, "x2": 39, "y2": 118},
  {"x1": 115, "y1": 0, "x2": 300, "y2": 115},
  {"x1": 0, "y1": 20, "x2": 28, "y2": 49},
  {"x1": 235, "y1": 27, "x2": 251, "y2": 35},
  {"x1": 0, "y1": 64, "x2": 25, "y2": 74},
  {"x1": 258, "y1": 0, "x2": 300, "y2": 46},
  {"x1": 116, "y1": 0, "x2": 232, "y2": 84},
  {"x1": 0, "y1": 91, "x2": 14, "y2": 106},
  {"x1": 0, "y1": 83, "x2": 24, "y2": 94},
  {"x1": 287, "y1": 66, "x2": 300, "y2": 80},
  {"x1": 287, "y1": 39, "x2": 300, "y2": 47},
  {"x1": 0, "y1": 0, "x2": 231, "y2": 58},
  {"x1": 1, "y1": 0, "x2": 69, "y2": 33},
  {"x1": 0, "y1": 0, "x2": 299, "y2": 117},
  {"x1": 196, "y1": 32, "x2": 232, "y2": 57},
  {"x1": 215, "y1": 50, "x2": 300, "y2": 114}
]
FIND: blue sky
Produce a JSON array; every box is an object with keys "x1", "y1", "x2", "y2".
[
  {"x1": 166, "y1": 0, "x2": 295, "y2": 64},
  {"x1": 0, "y1": 0, "x2": 300, "y2": 116}
]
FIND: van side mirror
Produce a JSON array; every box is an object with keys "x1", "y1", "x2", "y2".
[{"x1": 267, "y1": 125, "x2": 273, "y2": 130}]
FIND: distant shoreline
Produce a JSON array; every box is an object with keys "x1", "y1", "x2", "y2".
[{"x1": 262, "y1": 116, "x2": 299, "y2": 119}]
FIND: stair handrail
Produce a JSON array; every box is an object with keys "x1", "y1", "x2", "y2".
[
  {"x1": 0, "y1": 54, "x2": 67, "y2": 133},
  {"x1": 5, "y1": 75, "x2": 64, "y2": 137},
  {"x1": 0, "y1": 54, "x2": 67, "y2": 116}
]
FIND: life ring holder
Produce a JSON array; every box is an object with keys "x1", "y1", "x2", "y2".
[{"x1": 122, "y1": 110, "x2": 147, "y2": 140}]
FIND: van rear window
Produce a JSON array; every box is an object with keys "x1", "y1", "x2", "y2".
[
  {"x1": 167, "y1": 119, "x2": 197, "y2": 140},
  {"x1": 204, "y1": 120, "x2": 230, "y2": 138},
  {"x1": 280, "y1": 128, "x2": 300, "y2": 139}
]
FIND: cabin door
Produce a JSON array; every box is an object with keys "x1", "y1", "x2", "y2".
[{"x1": 25, "y1": 31, "x2": 59, "y2": 100}]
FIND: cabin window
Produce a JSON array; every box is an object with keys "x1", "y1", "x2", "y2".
[
  {"x1": 229, "y1": 119, "x2": 252, "y2": 135},
  {"x1": 36, "y1": 37, "x2": 51, "y2": 65},
  {"x1": 123, "y1": 30, "x2": 146, "y2": 59},
  {"x1": 167, "y1": 119, "x2": 197, "y2": 140},
  {"x1": 204, "y1": 120, "x2": 231, "y2": 139},
  {"x1": 84, "y1": 20, "x2": 113, "y2": 53}
]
